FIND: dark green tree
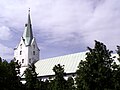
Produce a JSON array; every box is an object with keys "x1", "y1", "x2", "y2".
[
  {"x1": 8, "y1": 60, "x2": 22, "y2": 90},
  {"x1": 40, "y1": 79, "x2": 50, "y2": 90},
  {"x1": 76, "y1": 40, "x2": 115, "y2": 90},
  {"x1": 0, "y1": 58, "x2": 9, "y2": 90},
  {"x1": 0, "y1": 58, "x2": 22, "y2": 90},
  {"x1": 48, "y1": 79, "x2": 54, "y2": 90},
  {"x1": 66, "y1": 77, "x2": 76, "y2": 90},
  {"x1": 111, "y1": 46, "x2": 120, "y2": 89},
  {"x1": 52, "y1": 64, "x2": 67, "y2": 90},
  {"x1": 24, "y1": 63, "x2": 39, "y2": 90}
]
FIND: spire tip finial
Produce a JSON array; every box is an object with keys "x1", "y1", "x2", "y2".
[{"x1": 28, "y1": 8, "x2": 30, "y2": 13}]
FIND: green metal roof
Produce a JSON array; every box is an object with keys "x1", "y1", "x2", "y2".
[
  {"x1": 23, "y1": 9, "x2": 33, "y2": 46},
  {"x1": 35, "y1": 52, "x2": 120, "y2": 77},
  {"x1": 35, "y1": 52, "x2": 87, "y2": 77}
]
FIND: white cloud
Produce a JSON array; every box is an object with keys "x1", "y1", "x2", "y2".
[
  {"x1": 0, "y1": 43, "x2": 13, "y2": 60},
  {"x1": 0, "y1": 26, "x2": 12, "y2": 40},
  {"x1": 81, "y1": 0, "x2": 120, "y2": 48}
]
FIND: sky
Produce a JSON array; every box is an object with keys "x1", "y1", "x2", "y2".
[{"x1": 0, "y1": 0, "x2": 120, "y2": 61}]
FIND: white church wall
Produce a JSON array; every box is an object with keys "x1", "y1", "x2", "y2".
[
  {"x1": 14, "y1": 38, "x2": 39, "y2": 76},
  {"x1": 28, "y1": 38, "x2": 39, "y2": 63},
  {"x1": 14, "y1": 38, "x2": 29, "y2": 67}
]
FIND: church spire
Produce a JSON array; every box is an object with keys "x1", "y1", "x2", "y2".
[
  {"x1": 23, "y1": 8, "x2": 33, "y2": 46},
  {"x1": 28, "y1": 8, "x2": 32, "y2": 27}
]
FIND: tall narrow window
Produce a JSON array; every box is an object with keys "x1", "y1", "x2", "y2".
[
  {"x1": 20, "y1": 51, "x2": 22, "y2": 55},
  {"x1": 33, "y1": 51, "x2": 35, "y2": 55},
  {"x1": 33, "y1": 45, "x2": 35, "y2": 49},
  {"x1": 22, "y1": 59, "x2": 24, "y2": 63},
  {"x1": 29, "y1": 59, "x2": 31, "y2": 63},
  {"x1": 20, "y1": 44, "x2": 22, "y2": 49}
]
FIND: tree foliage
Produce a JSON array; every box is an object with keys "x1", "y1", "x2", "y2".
[
  {"x1": 112, "y1": 46, "x2": 120, "y2": 89},
  {"x1": 0, "y1": 58, "x2": 22, "y2": 90},
  {"x1": 2, "y1": 41, "x2": 120, "y2": 90},
  {"x1": 76, "y1": 40, "x2": 116, "y2": 90},
  {"x1": 24, "y1": 63, "x2": 39, "y2": 90},
  {"x1": 66, "y1": 77, "x2": 76, "y2": 90},
  {"x1": 52, "y1": 64, "x2": 67, "y2": 90}
]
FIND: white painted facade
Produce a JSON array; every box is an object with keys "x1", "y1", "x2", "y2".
[{"x1": 14, "y1": 10, "x2": 39, "y2": 76}]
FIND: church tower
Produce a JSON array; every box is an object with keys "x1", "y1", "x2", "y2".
[{"x1": 14, "y1": 9, "x2": 40, "y2": 75}]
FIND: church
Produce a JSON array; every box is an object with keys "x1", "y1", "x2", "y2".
[
  {"x1": 14, "y1": 10, "x2": 90, "y2": 80},
  {"x1": 14, "y1": 9, "x2": 40, "y2": 76}
]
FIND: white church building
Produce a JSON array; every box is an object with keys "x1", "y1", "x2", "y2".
[
  {"x1": 14, "y1": 10, "x2": 40, "y2": 76},
  {"x1": 14, "y1": 10, "x2": 119, "y2": 80}
]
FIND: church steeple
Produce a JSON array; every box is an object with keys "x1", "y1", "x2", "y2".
[
  {"x1": 23, "y1": 8, "x2": 33, "y2": 46},
  {"x1": 14, "y1": 9, "x2": 40, "y2": 76}
]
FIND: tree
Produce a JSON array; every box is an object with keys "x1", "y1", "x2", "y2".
[
  {"x1": 111, "y1": 46, "x2": 120, "y2": 89},
  {"x1": 0, "y1": 58, "x2": 9, "y2": 90},
  {"x1": 66, "y1": 77, "x2": 76, "y2": 90},
  {"x1": 52, "y1": 64, "x2": 67, "y2": 90},
  {"x1": 0, "y1": 58, "x2": 22, "y2": 90},
  {"x1": 76, "y1": 40, "x2": 115, "y2": 90},
  {"x1": 24, "y1": 63, "x2": 39, "y2": 90},
  {"x1": 40, "y1": 79, "x2": 50, "y2": 90},
  {"x1": 8, "y1": 60, "x2": 22, "y2": 90}
]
